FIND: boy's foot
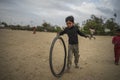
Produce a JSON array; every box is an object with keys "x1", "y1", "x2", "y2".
[
  {"x1": 67, "y1": 63, "x2": 71, "y2": 69},
  {"x1": 66, "y1": 64, "x2": 71, "y2": 73},
  {"x1": 75, "y1": 65, "x2": 79, "y2": 68}
]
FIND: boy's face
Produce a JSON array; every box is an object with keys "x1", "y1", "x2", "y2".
[{"x1": 66, "y1": 21, "x2": 74, "y2": 28}]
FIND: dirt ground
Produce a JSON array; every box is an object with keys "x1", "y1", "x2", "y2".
[{"x1": 0, "y1": 29, "x2": 120, "y2": 80}]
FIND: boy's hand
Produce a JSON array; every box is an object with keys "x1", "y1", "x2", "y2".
[
  {"x1": 85, "y1": 35, "x2": 91, "y2": 39},
  {"x1": 56, "y1": 32, "x2": 60, "y2": 37},
  {"x1": 85, "y1": 35, "x2": 89, "y2": 38}
]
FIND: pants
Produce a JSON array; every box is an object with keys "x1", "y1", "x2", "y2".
[
  {"x1": 67, "y1": 44, "x2": 80, "y2": 69},
  {"x1": 114, "y1": 48, "x2": 120, "y2": 63}
]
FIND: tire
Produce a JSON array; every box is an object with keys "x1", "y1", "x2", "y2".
[{"x1": 49, "y1": 36, "x2": 67, "y2": 77}]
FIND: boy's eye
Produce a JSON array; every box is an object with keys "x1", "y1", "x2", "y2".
[{"x1": 66, "y1": 23, "x2": 72, "y2": 25}]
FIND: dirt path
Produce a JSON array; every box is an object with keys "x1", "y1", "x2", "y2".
[{"x1": 0, "y1": 29, "x2": 120, "y2": 80}]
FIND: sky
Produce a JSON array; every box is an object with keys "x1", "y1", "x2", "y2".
[{"x1": 0, "y1": 0, "x2": 120, "y2": 27}]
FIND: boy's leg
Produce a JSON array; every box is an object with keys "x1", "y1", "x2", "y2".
[
  {"x1": 114, "y1": 48, "x2": 117, "y2": 63},
  {"x1": 114, "y1": 48, "x2": 120, "y2": 65},
  {"x1": 90, "y1": 34, "x2": 92, "y2": 39},
  {"x1": 118, "y1": 49, "x2": 120, "y2": 63},
  {"x1": 67, "y1": 44, "x2": 73, "y2": 70},
  {"x1": 116, "y1": 49, "x2": 120, "y2": 64},
  {"x1": 73, "y1": 44, "x2": 80, "y2": 68}
]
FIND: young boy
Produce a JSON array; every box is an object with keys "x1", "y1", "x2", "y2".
[
  {"x1": 33, "y1": 26, "x2": 36, "y2": 34},
  {"x1": 89, "y1": 27, "x2": 96, "y2": 40},
  {"x1": 59, "y1": 16, "x2": 89, "y2": 71},
  {"x1": 112, "y1": 29, "x2": 120, "y2": 65}
]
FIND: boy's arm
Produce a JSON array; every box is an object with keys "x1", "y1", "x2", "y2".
[
  {"x1": 112, "y1": 37, "x2": 119, "y2": 44},
  {"x1": 76, "y1": 28, "x2": 88, "y2": 38},
  {"x1": 59, "y1": 28, "x2": 67, "y2": 36}
]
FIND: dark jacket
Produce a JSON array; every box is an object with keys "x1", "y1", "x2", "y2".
[{"x1": 59, "y1": 26, "x2": 87, "y2": 45}]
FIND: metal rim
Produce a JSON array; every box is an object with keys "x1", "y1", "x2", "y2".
[{"x1": 49, "y1": 36, "x2": 67, "y2": 77}]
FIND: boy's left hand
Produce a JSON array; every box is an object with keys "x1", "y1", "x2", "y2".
[
  {"x1": 85, "y1": 35, "x2": 89, "y2": 38},
  {"x1": 85, "y1": 35, "x2": 91, "y2": 39}
]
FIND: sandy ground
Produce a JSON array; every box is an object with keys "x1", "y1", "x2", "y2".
[{"x1": 0, "y1": 29, "x2": 120, "y2": 80}]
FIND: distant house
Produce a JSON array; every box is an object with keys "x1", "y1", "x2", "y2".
[{"x1": 0, "y1": 24, "x2": 5, "y2": 28}]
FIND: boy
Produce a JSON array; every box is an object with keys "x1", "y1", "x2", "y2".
[
  {"x1": 89, "y1": 27, "x2": 96, "y2": 40},
  {"x1": 112, "y1": 29, "x2": 120, "y2": 65},
  {"x1": 33, "y1": 26, "x2": 36, "y2": 34},
  {"x1": 59, "y1": 16, "x2": 89, "y2": 71}
]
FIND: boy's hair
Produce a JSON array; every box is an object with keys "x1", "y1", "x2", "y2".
[{"x1": 65, "y1": 16, "x2": 74, "y2": 23}]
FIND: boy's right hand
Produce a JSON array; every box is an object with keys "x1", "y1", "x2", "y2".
[
  {"x1": 85, "y1": 35, "x2": 91, "y2": 39},
  {"x1": 85, "y1": 35, "x2": 89, "y2": 38},
  {"x1": 56, "y1": 32, "x2": 60, "y2": 37}
]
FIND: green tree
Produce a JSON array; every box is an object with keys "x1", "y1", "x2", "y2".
[
  {"x1": 74, "y1": 23, "x2": 80, "y2": 29},
  {"x1": 83, "y1": 15, "x2": 105, "y2": 35},
  {"x1": 42, "y1": 21, "x2": 51, "y2": 28},
  {"x1": 54, "y1": 25, "x2": 62, "y2": 32},
  {"x1": 1, "y1": 22, "x2": 8, "y2": 27},
  {"x1": 104, "y1": 18, "x2": 118, "y2": 35}
]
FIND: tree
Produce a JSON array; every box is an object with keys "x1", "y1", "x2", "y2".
[
  {"x1": 83, "y1": 15, "x2": 105, "y2": 35},
  {"x1": 104, "y1": 18, "x2": 119, "y2": 35},
  {"x1": 1, "y1": 22, "x2": 8, "y2": 27},
  {"x1": 54, "y1": 25, "x2": 62, "y2": 32},
  {"x1": 74, "y1": 23, "x2": 80, "y2": 29},
  {"x1": 42, "y1": 21, "x2": 51, "y2": 28}
]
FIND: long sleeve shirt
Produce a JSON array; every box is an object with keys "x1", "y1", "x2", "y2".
[
  {"x1": 112, "y1": 35, "x2": 120, "y2": 49},
  {"x1": 59, "y1": 26, "x2": 87, "y2": 45}
]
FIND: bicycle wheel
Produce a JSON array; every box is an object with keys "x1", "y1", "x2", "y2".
[{"x1": 49, "y1": 36, "x2": 67, "y2": 77}]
